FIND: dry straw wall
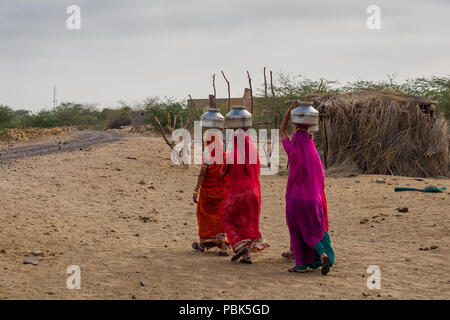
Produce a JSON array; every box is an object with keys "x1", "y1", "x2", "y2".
[{"x1": 308, "y1": 91, "x2": 449, "y2": 177}]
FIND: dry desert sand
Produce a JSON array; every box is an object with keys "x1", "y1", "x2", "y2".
[{"x1": 0, "y1": 132, "x2": 449, "y2": 299}]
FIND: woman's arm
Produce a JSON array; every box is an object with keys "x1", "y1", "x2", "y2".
[
  {"x1": 280, "y1": 102, "x2": 299, "y2": 140},
  {"x1": 193, "y1": 165, "x2": 208, "y2": 203}
]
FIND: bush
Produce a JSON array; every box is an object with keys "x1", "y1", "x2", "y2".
[
  {"x1": 143, "y1": 97, "x2": 188, "y2": 129},
  {"x1": 0, "y1": 105, "x2": 15, "y2": 129},
  {"x1": 105, "y1": 106, "x2": 132, "y2": 129},
  {"x1": 260, "y1": 73, "x2": 450, "y2": 123},
  {"x1": 26, "y1": 110, "x2": 59, "y2": 128},
  {"x1": 53, "y1": 102, "x2": 104, "y2": 128}
]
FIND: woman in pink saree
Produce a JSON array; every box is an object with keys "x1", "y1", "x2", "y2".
[
  {"x1": 280, "y1": 103, "x2": 335, "y2": 274},
  {"x1": 219, "y1": 129, "x2": 269, "y2": 263}
]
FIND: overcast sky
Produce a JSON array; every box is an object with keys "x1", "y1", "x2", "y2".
[{"x1": 0, "y1": 0, "x2": 449, "y2": 111}]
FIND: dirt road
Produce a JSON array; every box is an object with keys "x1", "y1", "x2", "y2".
[
  {"x1": 0, "y1": 133, "x2": 449, "y2": 300},
  {"x1": 0, "y1": 130, "x2": 124, "y2": 164}
]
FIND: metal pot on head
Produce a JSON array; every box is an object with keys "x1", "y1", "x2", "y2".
[
  {"x1": 225, "y1": 105, "x2": 252, "y2": 129},
  {"x1": 290, "y1": 101, "x2": 319, "y2": 128},
  {"x1": 200, "y1": 95, "x2": 225, "y2": 129}
]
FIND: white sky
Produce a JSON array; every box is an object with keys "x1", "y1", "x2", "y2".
[{"x1": 0, "y1": 0, "x2": 449, "y2": 111}]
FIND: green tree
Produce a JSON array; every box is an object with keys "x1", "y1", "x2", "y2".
[
  {"x1": 27, "y1": 110, "x2": 58, "y2": 128},
  {"x1": 143, "y1": 97, "x2": 188, "y2": 129},
  {"x1": 0, "y1": 105, "x2": 15, "y2": 129}
]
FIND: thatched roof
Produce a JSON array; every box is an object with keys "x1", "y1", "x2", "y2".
[
  {"x1": 305, "y1": 91, "x2": 448, "y2": 177},
  {"x1": 307, "y1": 90, "x2": 437, "y2": 106}
]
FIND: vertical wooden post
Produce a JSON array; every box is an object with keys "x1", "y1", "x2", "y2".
[
  {"x1": 242, "y1": 88, "x2": 252, "y2": 108},
  {"x1": 317, "y1": 79, "x2": 324, "y2": 94},
  {"x1": 246, "y1": 71, "x2": 254, "y2": 114},
  {"x1": 264, "y1": 67, "x2": 268, "y2": 105},
  {"x1": 321, "y1": 108, "x2": 329, "y2": 169},
  {"x1": 221, "y1": 71, "x2": 231, "y2": 111},
  {"x1": 209, "y1": 94, "x2": 216, "y2": 109},
  {"x1": 263, "y1": 67, "x2": 269, "y2": 122},
  {"x1": 212, "y1": 74, "x2": 216, "y2": 98},
  {"x1": 188, "y1": 94, "x2": 199, "y2": 120},
  {"x1": 270, "y1": 71, "x2": 278, "y2": 129}
]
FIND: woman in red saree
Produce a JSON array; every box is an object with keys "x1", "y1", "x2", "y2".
[
  {"x1": 219, "y1": 129, "x2": 269, "y2": 263},
  {"x1": 192, "y1": 133, "x2": 229, "y2": 255}
]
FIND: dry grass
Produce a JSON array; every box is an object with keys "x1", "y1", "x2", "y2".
[
  {"x1": 0, "y1": 127, "x2": 72, "y2": 144},
  {"x1": 307, "y1": 91, "x2": 449, "y2": 177}
]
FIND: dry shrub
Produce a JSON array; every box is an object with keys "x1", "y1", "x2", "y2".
[
  {"x1": 308, "y1": 91, "x2": 449, "y2": 177},
  {"x1": 106, "y1": 112, "x2": 131, "y2": 129},
  {"x1": 0, "y1": 127, "x2": 70, "y2": 143}
]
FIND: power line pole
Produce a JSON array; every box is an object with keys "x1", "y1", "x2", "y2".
[{"x1": 53, "y1": 85, "x2": 58, "y2": 108}]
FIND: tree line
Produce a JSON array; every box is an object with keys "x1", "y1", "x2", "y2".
[{"x1": 1, "y1": 74, "x2": 449, "y2": 132}]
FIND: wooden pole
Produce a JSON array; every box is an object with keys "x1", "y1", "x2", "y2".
[
  {"x1": 184, "y1": 114, "x2": 193, "y2": 130},
  {"x1": 263, "y1": 67, "x2": 268, "y2": 105},
  {"x1": 270, "y1": 70, "x2": 278, "y2": 129},
  {"x1": 264, "y1": 67, "x2": 269, "y2": 119},
  {"x1": 317, "y1": 79, "x2": 324, "y2": 94},
  {"x1": 246, "y1": 71, "x2": 254, "y2": 114},
  {"x1": 221, "y1": 70, "x2": 231, "y2": 111},
  {"x1": 212, "y1": 74, "x2": 216, "y2": 98},
  {"x1": 242, "y1": 88, "x2": 252, "y2": 108},
  {"x1": 188, "y1": 94, "x2": 200, "y2": 120},
  {"x1": 209, "y1": 94, "x2": 216, "y2": 109},
  {"x1": 320, "y1": 108, "x2": 329, "y2": 169}
]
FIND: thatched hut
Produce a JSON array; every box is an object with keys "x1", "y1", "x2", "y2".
[{"x1": 306, "y1": 91, "x2": 449, "y2": 177}]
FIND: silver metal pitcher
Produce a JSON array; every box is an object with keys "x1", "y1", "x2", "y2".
[
  {"x1": 290, "y1": 101, "x2": 319, "y2": 128},
  {"x1": 225, "y1": 105, "x2": 252, "y2": 129},
  {"x1": 200, "y1": 95, "x2": 225, "y2": 129}
]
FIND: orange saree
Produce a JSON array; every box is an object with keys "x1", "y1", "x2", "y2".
[{"x1": 195, "y1": 137, "x2": 229, "y2": 249}]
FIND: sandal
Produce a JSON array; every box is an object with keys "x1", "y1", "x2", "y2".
[
  {"x1": 281, "y1": 251, "x2": 294, "y2": 259},
  {"x1": 239, "y1": 253, "x2": 252, "y2": 264},
  {"x1": 321, "y1": 255, "x2": 331, "y2": 275},
  {"x1": 231, "y1": 247, "x2": 249, "y2": 262},
  {"x1": 288, "y1": 266, "x2": 307, "y2": 273},
  {"x1": 192, "y1": 242, "x2": 205, "y2": 252}
]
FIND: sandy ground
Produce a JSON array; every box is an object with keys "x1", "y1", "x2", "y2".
[{"x1": 0, "y1": 133, "x2": 449, "y2": 300}]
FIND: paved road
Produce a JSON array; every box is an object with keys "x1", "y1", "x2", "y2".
[{"x1": 0, "y1": 130, "x2": 124, "y2": 163}]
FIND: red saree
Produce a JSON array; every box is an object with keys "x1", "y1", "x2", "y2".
[
  {"x1": 219, "y1": 131, "x2": 269, "y2": 252},
  {"x1": 196, "y1": 136, "x2": 228, "y2": 249}
]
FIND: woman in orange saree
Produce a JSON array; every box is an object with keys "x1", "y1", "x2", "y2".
[{"x1": 192, "y1": 133, "x2": 229, "y2": 255}]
